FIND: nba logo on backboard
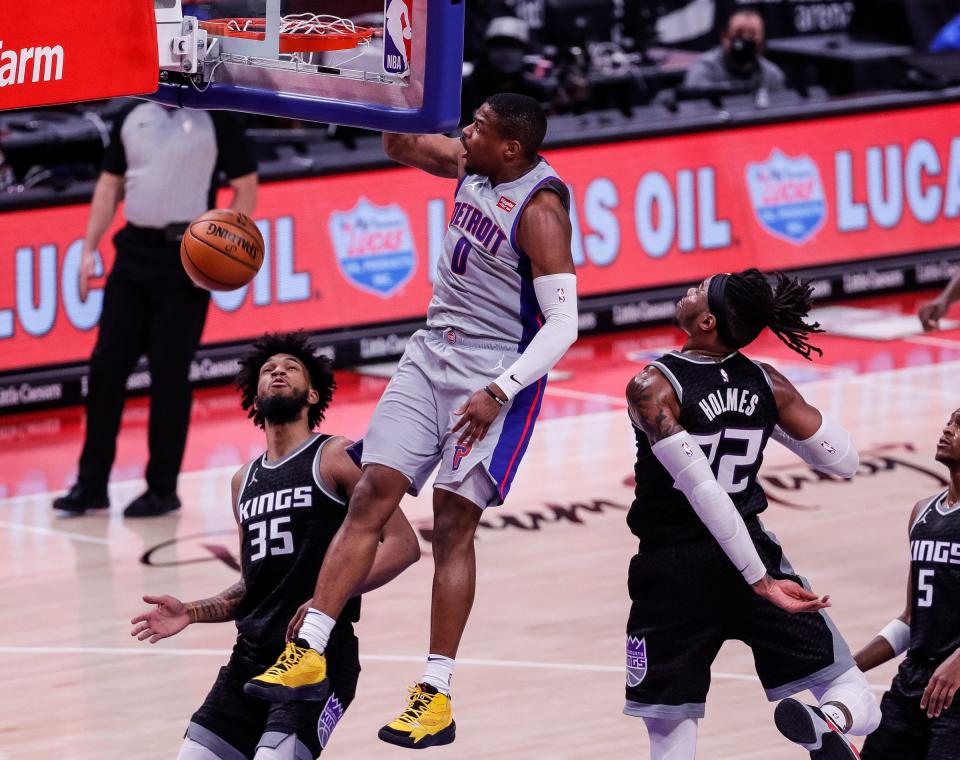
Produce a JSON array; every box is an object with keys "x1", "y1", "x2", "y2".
[
  {"x1": 383, "y1": 0, "x2": 413, "y2": 78},
  {"x1": 626, "y1": 636, "x2": 647, "y2": 687},
  {"x1": 329, "y1": 197, "x2": 417, "y2": 298}
]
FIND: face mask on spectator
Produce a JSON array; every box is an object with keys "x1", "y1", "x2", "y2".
[{"x1": 728, "y1": 36, "x2": 758, "y2": 68}]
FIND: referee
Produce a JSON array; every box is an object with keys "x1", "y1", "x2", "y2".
[{"x1": 53, "y1": 102, "x2": 257, "y2": 518}]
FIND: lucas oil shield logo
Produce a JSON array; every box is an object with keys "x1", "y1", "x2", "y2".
[
  {"x1": 746, "y1": 149, "x2": 827, "y2": 245},
  {"x1": 317, "y1": 693, "x2": 345, "y2": 748},
  {"x1": 626, "y1": 635, "x2": 648, "y2": 687},
  {"x1": 329, "y1": 197, "x2": 416, "y2": 298}
]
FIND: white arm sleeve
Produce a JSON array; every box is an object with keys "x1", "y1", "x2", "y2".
[
  {"x1": 494, "y1": 273, "x2": 578, "y2": 401},
  {"x1": 771, "y1": 415, "x2": 859, "y2": 479},
  {"x1": 652, "y1": 431, "x2": 767, "y2": 585}
]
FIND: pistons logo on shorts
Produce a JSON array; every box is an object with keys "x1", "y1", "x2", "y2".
[
  {"x1": 626, "y1": 636, "x2": 648, "y2": 687},
  {"x1": 452, "y1": 443, "x2": 472, "y2": 471}
]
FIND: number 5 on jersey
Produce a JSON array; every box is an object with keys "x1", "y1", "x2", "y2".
[{"x1": 249, "y1": 516, "x2": 294, "y2": 561}]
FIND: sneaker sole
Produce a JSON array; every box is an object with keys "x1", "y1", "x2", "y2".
[
  {"x1": 774, "y1": 699, "x2": 860, "y2": 759},
  {"x1": 377, "y1": 721, "x2": 456, "y2": 749},
  {"x1": 243, "y1": 678, "x2": 330, "y2": 703},
  {"x1": 53, "y1": 501, "x2": 110, "y2": 514}
]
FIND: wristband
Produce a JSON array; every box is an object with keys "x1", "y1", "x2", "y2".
[
  {"x1": 878, "y1": 618, "x2": 910, "y2": 656},
  {"x1": 483, "y1": 385, "x2": 506, "y2": 406}
]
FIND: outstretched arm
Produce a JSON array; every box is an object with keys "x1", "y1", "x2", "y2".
[
  {"x1": 763, "y1": 363, "x2": 859, "y2": 479},
  {"x1": 919, "y1": 271, "x2": 960, "y2": 331},
  {"x1": 627, "y1": 366, "x2": 829, "y2": 614},
  {"x1": 382, "y1": 132, "x2": 463, "y2": 179},
  {"x1": 130, "y1": 467, "x2": 247, "y2": 643}
]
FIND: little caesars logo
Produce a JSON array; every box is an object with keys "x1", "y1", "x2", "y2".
[
  {"x1": 328, "y1": 197, "x2": 416, "y2": 298},
  {"x1": 746, "y1": 149, "x2": 827, "y2": 245}
]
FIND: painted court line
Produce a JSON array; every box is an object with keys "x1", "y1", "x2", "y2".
[
  {"x1": 0, "y1": 520, "x2": 110, "y2": 545},
  {"x1": 0, "y1": 646, "x2": 887, "y2": 692}
]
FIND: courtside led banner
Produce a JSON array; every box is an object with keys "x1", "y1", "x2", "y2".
[{"x1": 3, "y1": 101, "x2": 960, "y2": 373}]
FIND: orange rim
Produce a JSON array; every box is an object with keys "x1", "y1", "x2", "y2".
[{"x1": 199, "y1": 18, "x2": 375, "y2": 53}]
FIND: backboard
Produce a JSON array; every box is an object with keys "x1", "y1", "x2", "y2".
[{"x1": 150, "y1": 0, "x2": 464, "y2": 132}]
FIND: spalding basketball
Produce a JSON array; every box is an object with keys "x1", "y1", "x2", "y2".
[{"x1": 181, "y1": 209, "x2": 265, "y2": 291}]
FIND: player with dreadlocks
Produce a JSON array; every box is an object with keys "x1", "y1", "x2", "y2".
[
  {"x1": 130, "y1": 331, "x2": 420, "y2": 759},
  {"x1": 622, "y1": 269, "x2": 880, "y2": 760}
]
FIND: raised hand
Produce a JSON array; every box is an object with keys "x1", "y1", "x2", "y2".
[
  {"x1": 919, "y1": 299, "x2": 949, "y2": 332},
  {"x1": 130, "y1": 594, "x2": 191, "y2": 643}
]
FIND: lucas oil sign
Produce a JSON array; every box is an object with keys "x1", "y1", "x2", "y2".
[{"x1": 4, "y1": 101, "x2": 960, "y2": 374}]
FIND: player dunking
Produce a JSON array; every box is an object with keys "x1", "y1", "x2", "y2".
[
  {"x1": 624, "y1": 270, "x2": 881, "y2": 759},
  {"x1": 130, "y1": 332, "x2": 420, "y2": 759},
  {"x1": 247, "y1": 94, "x2": 578, "y2": 749},
  {"x1": 854, "y1": 408, "x2": 960, "y2": 758}
]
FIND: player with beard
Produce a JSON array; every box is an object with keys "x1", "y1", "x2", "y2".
[
  {"x1": 247, "y1": 93, "x2": 578, "y2": 749},
  {"x1": 130, "y1": 331, "x2": 421, "y2": 759},
  {"x1": 855, "y1": 408, "x2": 960, "y2": 758},
  {"x1": 624, "y1": 270, "x2": 880, "y2": 759}
]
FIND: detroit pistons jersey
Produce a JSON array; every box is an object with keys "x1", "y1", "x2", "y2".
[
  {"x1": 908, "y1": 490, "x2": 960, "y2": 661},
  {"x1": 233, "y1": 433, "x2": 360, "y2": 661},
  {"x1": 427, "y1": 158, "x2": 569, "y2": 346},
  {"x1": 627, "y1": 351, "x2": 780, "y2": 543}
]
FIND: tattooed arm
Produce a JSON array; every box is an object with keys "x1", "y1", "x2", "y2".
[
  {"x1": 625, "y1": 366, "x2": 682, "y2": 442},
  {"x1": 130, "y1": 466, "x2": 248, "y2": 643},
  {"x1": 625, "y1": 365, "x2": 830, "y2": 614}
]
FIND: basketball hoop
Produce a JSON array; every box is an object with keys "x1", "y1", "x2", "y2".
[{"x1": 199, "y1": 14, "x2": 376, "y2": 53}]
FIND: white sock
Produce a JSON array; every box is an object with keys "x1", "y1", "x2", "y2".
[
  {"x1": 298, "y1": 608, "x2": 335, "y2": 653},
  {"x1": 422, "y1": 654, "x2": 454, "y2": 695},
  {"x1": 810, "y1": 666, "x2": 882, "y2": 736},
  {"x1": 643, "y1": 717, "x2": 698, "y2": 760}
]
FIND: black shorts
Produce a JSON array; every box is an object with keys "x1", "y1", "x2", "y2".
[
  {"x1": 624, "y1": 521, "x2": 854, "y2": 720},
  {"x1": 861, "y1": 655, "x2": 960, "y2": 760},
  {"x1": 187, "y1": 626, "x2": 360, "y2": 759}
]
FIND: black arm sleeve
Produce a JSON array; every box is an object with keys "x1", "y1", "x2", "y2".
[
  {"x1": 211, "y1": 112, "x2": 258, "y2": 180},
  {"x1": 101, "y1": 102, "x2": 138, "y2": 176}
]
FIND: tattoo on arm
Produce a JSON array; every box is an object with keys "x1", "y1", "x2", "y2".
[
  {"x1": 626, "y1": 368, "x2": 682, "y2": 443},
  {"x1": 186, "y1": 579, "x2": 246, "y2": 623}
]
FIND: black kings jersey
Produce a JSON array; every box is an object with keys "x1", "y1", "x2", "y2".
[
  {"x1": 627, "y1": 350, "x2": 779, "y2": 543},
  {"x1": 908, "y1": 490, "x2": 960, "y2": 662},
  {"x1": 234, "y1": 433, "x2": 360, "y2": 661}
]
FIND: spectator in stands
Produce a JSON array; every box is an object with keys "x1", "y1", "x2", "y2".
[
  {"x1": 53, "y1": 103, "x2": 257, "y2": 518},
  {"x1": 683, "y1": 9, "x2": 786, "y2": 93},
  {"x1": 461, "y1": 16, "x2": 556, "y2": 126}
]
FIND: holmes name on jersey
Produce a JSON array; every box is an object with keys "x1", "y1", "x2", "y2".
[
  {"x1": 698, "y1": 388, "x2": 760, "y2": 421},
  {"x1": 239, "y1": 486, "x2": 312, "y2": 522}
]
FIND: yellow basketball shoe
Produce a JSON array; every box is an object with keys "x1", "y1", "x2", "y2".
[
  {"x1": 377, "y1": 682, "x2": 457, "y2": 749},
  {"x1": 243, "y1": 638, "x2": 329, "y2": 702}
]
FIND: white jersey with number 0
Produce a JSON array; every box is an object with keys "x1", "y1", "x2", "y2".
[{"x1": 426, "y1": 158, "x2": 569, "y2": 347}]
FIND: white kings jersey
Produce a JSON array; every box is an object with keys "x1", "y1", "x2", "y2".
[{"x1": 427, "y1": 158, "x2": 570, "y2": 347}]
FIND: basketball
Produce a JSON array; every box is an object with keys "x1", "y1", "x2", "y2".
[{"x1": 181, "y1": 209, "x2": 265, "y2": 291}]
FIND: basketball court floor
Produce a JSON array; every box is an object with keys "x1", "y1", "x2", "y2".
[{"x1": 2, "y1": 290, "x2": 958, "y2": 759}]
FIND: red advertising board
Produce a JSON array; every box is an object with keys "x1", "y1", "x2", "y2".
[{"x1": 3, "y1": 101, "x2": 960, "y2": 373}]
